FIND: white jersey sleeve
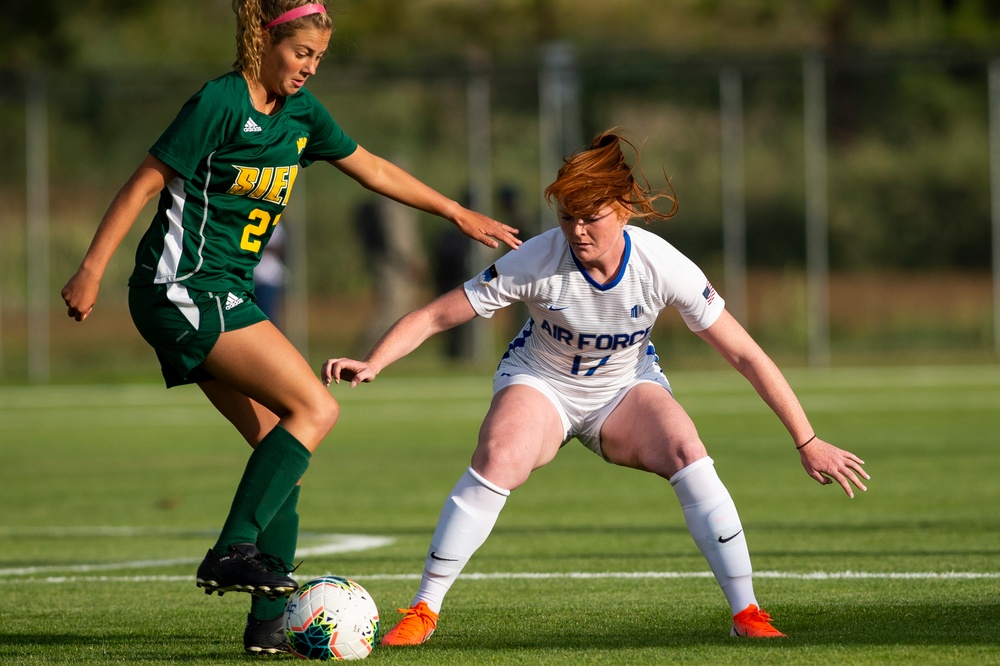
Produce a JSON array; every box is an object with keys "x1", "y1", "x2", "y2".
[
  {"x1": 626, "y1": 225, "x2": 725, "y2": 332},
  {"x1": 463, "y1": 229, "x2": 565, "y2": 319}
]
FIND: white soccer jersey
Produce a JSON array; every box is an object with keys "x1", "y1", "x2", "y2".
[{"x1": 463, "y1": 225, "x2": 725, "y2": 401}]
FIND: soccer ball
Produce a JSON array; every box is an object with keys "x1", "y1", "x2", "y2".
[{"x1": 283, "y1": 576, "x2": 380, "y2": 660}]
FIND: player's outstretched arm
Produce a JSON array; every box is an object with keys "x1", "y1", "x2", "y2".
[
  {"x1": 61, "y1": 155, "x2": 175, "y2": 321},
  {"x1": 322, "y1": 287, "x2": 478, "y2": 388},
  {"x1": 696, "y1": 309, "x2": 870, "y2": 498},
  {"x1": 331, "y1": 146, "x2": 521, "y2": 250}
]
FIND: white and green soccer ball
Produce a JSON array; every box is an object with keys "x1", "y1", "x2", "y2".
[{"x1": 284, "y1": 576, "x2": 379, "y2": 660}]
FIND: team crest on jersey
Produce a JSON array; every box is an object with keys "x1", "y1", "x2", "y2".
[
  {"x1": 479, "y1": 264, "x2": 499, "y2": 284},
  {"x1": 297, "y1": 137, "x2": 308, "y2": 154}
]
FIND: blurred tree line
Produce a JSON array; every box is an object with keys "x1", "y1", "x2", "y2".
[
  {"x1": 4, "y1": 1, "x2": 1000, "y2": 67},
  {"x1": 3, "y1": 0, "x2": 1000, "y2": 277}
]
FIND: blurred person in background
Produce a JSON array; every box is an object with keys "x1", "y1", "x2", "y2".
[
  {"x1": 496, "y1": 182, "x2": 533, "y2": 239},
  {"x1": 323, "y1": 129, "x2": 869, "y2": 646},
  {"x1": 59, "y1": 0, "x2": 519, "y2": 656},
  {"x1": 431, "y1": 184, "x2": 533, "y2": 360},
  {"x1": 431, "y1": 221, "x2": 475, "y2": 358},
  {"x1": 253, "y1": 223, "x2": 287, "y2": 327},
  {"x1": 354, "y1": 194, "x2": 428, "y2": 353}
]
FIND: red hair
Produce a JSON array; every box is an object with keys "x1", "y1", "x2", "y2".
[{"x1": 544, "y1": 129, "x2": 677, "y2": 223}]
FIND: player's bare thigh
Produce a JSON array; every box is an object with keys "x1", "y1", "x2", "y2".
[
  {"x1": 471, "y1": 384, "x2": 566, "y2": 490},
  {"x1": 600, "y1": 382, "x2": 708, "y2": 479},
  {"x1": 200, "y1": 320, "x2": 338, "y2": 451},
  {"x1": 200, "y1": 379, "x2": 281, "y2": 447}
]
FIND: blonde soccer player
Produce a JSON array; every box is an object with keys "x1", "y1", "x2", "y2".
[{"x1": 60, "y1": 0, "x2": 519, "y2": 655}]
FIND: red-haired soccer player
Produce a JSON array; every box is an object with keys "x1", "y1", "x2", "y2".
[{"x1": 324, "y1": 129, "x2": 869, "y2": 645}]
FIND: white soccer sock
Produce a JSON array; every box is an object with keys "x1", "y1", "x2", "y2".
[
  {"x1": 670, "y1": 457, "x2": 757, "y2": 615},
  {"x1": 413, "y1": 467, "x2": 510, "y2": 613}
]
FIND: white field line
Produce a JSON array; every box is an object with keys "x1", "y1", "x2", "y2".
[
  {"x1": 3, "y1": 364, "x2": 1000, "y2": 409},
  {"x1": 1, "y1": 570, "x2": 997, "y2": 586},
  {"x1": 1, "y1": 527, "x2": 997, "y2": 584},
  {"x1": 0, "y1": 532, "x2": 394, "y2": 577},
  {"x1": 4, "y1": 386, "x2": 999, "y2": 431},
  {"x1": 3, "y1": 374, "x2": 999, "y2": 420}
]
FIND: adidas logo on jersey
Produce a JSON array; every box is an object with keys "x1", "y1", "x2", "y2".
[
  {"x1": 243, "y1": 117, "x2": 262, "y2": 133},
  {"x1": 225, "y1": 292, "x2": 245, "y2": 310}
]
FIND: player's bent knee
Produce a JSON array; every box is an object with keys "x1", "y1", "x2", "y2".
[
  {"x1": 292, "y1": 389, "x2": 340, "y2": 437},
  {"x1": 472, "y1": 447, "x2": 535, "y2": 489},
  {"x1": 636, "y1": 441, "x2": 707, "y2": 479},
  {"x1": 313, "y1": 391, "x2": 340, "y2": 435}
]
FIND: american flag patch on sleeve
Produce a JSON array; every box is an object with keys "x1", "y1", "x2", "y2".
[
  {"x1": 702, "y1": 281, "x2": 717, "y2": 305},
  {"x1": 479, "y1": 264, "x2": 499, "y2": 284}
]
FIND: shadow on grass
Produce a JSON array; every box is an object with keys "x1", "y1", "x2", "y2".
[
  {"x1": 409, "y1": 601, "x2": 1000, "y2": 650},
  {"x1": 1, "y1": 602, "x2": 996, "y2": 663},
  {"x1": 0, "y1": 633, "x2": 237, "y2": 662}
]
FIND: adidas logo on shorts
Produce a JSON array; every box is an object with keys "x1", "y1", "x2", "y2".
[
  {"x1": 225, "y1": 292, "x2": 244, "y2": 310},
  {"x1": 243, "y1": 117, "x2": 262, "y2": 133}
]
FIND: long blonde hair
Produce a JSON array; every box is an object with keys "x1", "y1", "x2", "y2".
[
  {"x1": 544, "y1": 129, "x2": 678, "y2": 223},
  {"x1": 233, "y1": 0, "x2": 334, "y2": 83}
]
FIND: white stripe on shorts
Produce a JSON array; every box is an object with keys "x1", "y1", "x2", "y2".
[{"x1": 165, "y1": 282, "x2": 200, "y2": 330}]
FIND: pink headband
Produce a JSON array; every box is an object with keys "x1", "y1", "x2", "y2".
[{"x1": 263, "y1": 3, "x2": 327, "y2": 29}]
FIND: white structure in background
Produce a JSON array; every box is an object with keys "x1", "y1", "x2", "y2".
[
  {"x1": 989, "y1": 61, "x2": 1000, "y2": 357},
  {"x1": 720, "y1": 67, "x2": 748, "y2": 327},
  {"x1": 803, "y1": 52, "x2": 831, "y2": 368}
]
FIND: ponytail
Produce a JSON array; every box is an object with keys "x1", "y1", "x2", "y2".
[{"x1": 233, "y1": 0, "x2": 266, "y2": 81}]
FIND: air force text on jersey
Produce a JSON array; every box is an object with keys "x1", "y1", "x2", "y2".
[{"x1": 538, "y1": 318, "x2": 652, "y2": 352}]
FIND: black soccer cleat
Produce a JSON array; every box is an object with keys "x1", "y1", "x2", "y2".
[
  {"x1": 244, "y1": 612, "x2": 290, "y2": 656},
  {"x1": 195, "y1": 543, "x2": 298, "y2": 599}
]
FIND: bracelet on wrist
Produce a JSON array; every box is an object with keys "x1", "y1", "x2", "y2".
[{"x1": 796, "y1": 434, "x2": 817, "y2": 450}]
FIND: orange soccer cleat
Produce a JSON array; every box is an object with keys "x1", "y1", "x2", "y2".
[
  {"x1": 730, "y1": 604, "x2": 787, "y2": 638},
  {"x1": 380, "y1": 601, "x2": 439, "y2": 646}
]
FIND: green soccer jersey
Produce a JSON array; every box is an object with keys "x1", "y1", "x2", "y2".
[{"x1": 129, "y1": 70, "x2": 357, "y2": 293}]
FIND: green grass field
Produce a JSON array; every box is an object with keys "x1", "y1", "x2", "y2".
[{"x1": 1, "y1": 365, "x2": 999, "y2": 664}]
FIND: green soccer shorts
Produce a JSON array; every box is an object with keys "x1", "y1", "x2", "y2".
[{"x1": 128, "y1": 282, "x2": 267, "y2": 388}]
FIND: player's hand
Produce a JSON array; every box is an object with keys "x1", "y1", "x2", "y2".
[
  {"x1": 453, "y1": 209, "x2": 521, "y2": 250},
  {"x1": 60, "y1": 268, "x2": 101, "y2": 322},
  {"x1": 798, "y1": 438, "x2": 870, "y2": 498},
  {"x1": 321, "y1": 358, "x2": 377, "y2": 388}
]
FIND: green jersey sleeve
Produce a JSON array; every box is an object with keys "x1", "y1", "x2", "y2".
[
  {"x1": 149, "y1": 81, "x2": 234, "y2": 181},
  {"x1": 297, "y1": 89, "x2": 357, "y2": 167}
]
